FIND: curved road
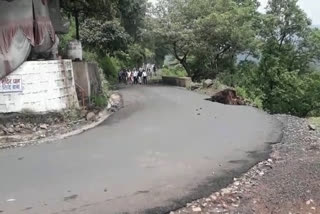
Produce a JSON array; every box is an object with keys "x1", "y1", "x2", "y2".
[{"x1": 0, "y1": 86, "x2": 282, "y2": 214}]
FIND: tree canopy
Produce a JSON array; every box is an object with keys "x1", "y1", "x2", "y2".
[{"x1": 60, "y1": 0, "x2": 320, "y2": 117}]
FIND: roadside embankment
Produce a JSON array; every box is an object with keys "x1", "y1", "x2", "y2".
[
  {"x1": 0, "y1": 93, "x2": 123, "y2": 150},
  {"x1": 171, "y1": 115, "x2": 320, "y2": 213}
]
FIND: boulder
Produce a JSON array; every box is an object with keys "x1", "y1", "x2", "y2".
[
  {"x1": 109, "y1": 93, "x2": 122, "y2": 109},
  {"x1": 80, "y1": 109, "x2": 88, "y2": 118},
  {"x1": 0, "y1": 124, "x2": 6, "y2": 131},
  {"x1": 39, "y1": 124, "x2": 48, "y2": 130},
  {"x1": 308, "y1": 124, "x2": 316, "y2": 131},
  {"x1": 203, "y1": 79, "x2": 213, "y2": 88},
  {"x1": 86, "y1": 112, "x2": 96, "y2": 121},
  {"x1": 19, "y1": 124, "x2": 25, "y2": 129},
  {"x1": 7, "y1": 128, "x2": 15, "y2": 134},
  {"x1": 190, "y1": 82, "x2": 201, "y2": 90}
]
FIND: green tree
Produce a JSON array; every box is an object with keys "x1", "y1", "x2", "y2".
[
  {"x1": 61, "y1": 0, "x2": 117, "y2": 40},
  {"x1": 233, "y1": 0, "x2": 320, "y2": 116},
  {"x1": 80, "y1": 19, "x2": 131, "y2": 56},
  {"x1": 151, "y1": 0, "x2": 260, "y2": 79},
  {"x1": 116, "y1": 0, "x2": 149, "y2": 41}
]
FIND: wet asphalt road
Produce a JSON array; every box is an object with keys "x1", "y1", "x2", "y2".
[{"x1": 0, "y1": 86, "x2": 282, "y2": 214}]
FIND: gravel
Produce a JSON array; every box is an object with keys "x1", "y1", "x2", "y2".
[{"x1": 171, "y1": 115, "x2": 320, "y2": 213}]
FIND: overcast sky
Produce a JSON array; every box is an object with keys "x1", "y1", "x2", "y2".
[{"x1": 149, "y1": 0, "x2": 320, "y2": 25}]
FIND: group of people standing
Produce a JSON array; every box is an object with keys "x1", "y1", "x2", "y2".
[{"x1": 118, "y1": 65, "x2": 157, "y2": 85}]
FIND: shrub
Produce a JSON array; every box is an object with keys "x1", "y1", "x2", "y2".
[
  {"x1": 162, "y1": 66, "x2": 187, "y2": 77},
  {"x1": 99, "y1": 56, "x2": 118, "y2": 84},
  {"x1": 91, "y1": 95, "x2": 108, "y2": 108}
]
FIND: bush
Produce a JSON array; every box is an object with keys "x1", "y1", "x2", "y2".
[
  {"x1": 91, "y1": 95, "x2": 108, "y2": 108},
  {"x1": 235, "y1": 86, "x2": 264, "y2": 109},
  {"x1": 99, "y1": 56, "x2": 119, "y2": 84},
  {"x1": 162, "y1": 66, "x2": 187, "y2": 77},
  {"x1": 223, "y1": 59, "x2": 320, "y2": 117}
]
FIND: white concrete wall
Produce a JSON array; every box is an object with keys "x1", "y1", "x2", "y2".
[{"x1": 0, "y1": 60, "x2": 79, "y2": 113}]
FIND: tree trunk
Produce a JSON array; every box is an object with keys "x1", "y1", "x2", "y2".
[
  {"x1": 181, "y1": 57, "x2": 191, "y2": 77},
  {"x1": 74, "y1": 10, "x2": 80, "y2": 40},
  {"x1": 172, "y1": 42, "x2": 191, "y2": 76}
]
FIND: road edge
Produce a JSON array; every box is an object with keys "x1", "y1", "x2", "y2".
[{"x1": 0, "y1": 92, "x2": 123, "y2": 150}]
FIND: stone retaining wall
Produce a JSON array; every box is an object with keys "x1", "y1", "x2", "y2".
[
  {"x1": 162, "y1": 76, "x2": 192, "y2": 88},
  {"x1": 0, "y1": 60, "x2": 79, "y2": 113}
]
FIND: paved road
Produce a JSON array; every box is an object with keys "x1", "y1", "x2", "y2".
[{"x1": 0, "y1": 86, "x2": 282, "y2": 214}]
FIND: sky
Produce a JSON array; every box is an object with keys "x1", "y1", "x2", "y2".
[{"x1": 149, "y1": 0, "x2": 320, "y2": 25}]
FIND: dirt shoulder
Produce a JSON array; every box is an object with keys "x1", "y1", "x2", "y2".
[
  {"x1": 0, "y1": 93, "x2": 123, "y2": 150},
  {"x1": 170, "y1": 115, "x2": 320, "y2": 213}
]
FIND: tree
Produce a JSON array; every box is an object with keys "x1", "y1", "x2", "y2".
[
  {"x1": 234, "y1": 0, "x2": 320, "y2": 116},
  {"x1": 193, "y1": 0, "x2": 260, "y2": 78},
  {"x1": 61, "y1": 0, "x2": 117, "y2": 40},
  {"x1": 80, "y1": 18, "x2": 131, "y2": 56},
  {"x1": 116, "y1": 0, "x2": 149, "y2": 41},
  {"x1": 151, "y1": 0, "x2": 260, "y2": 79}
]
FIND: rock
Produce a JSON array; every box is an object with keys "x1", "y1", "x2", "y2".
[
  {"x1": 7, "y1": 128, "x2": 15, "y2": 134},
  {"x1": 211, "y1": 195, "x2": 217, "y2": 200},
  {"x1": 25, "y1": 123, "x2": 33, "y2": 130},
  {"x1": 86, "y1": 112, "x2": 96, "y2": 121},
  {"x1": 308, "y1": 124, "x2": 316, "y2": 131},
  {"x1": 107, "y1": 102, "x2": 112, "y2": 110},
  {"x1": 306, "y1": 199, "x2": 314, "y2": 205},
  {"x1": 109, "y1": 93, "x2": 122, "y2": 109},
  {"x1": 191, "y1": 82, "x2": 201, "y2": 90},
  {"x1": 234, "y1": 181, "x2": 240, "y2": 186},
  {"x1": 39, "y1": 124, "x2": 48, "y2": 130},
  {"x1": 221, "y1": 188, "x2": 231, "y2": 195},
  {"x1": 5, "y1": 123, "x2": 12, "y2": 128},
  {"x1": 14, "y1": 127, "x2": 21, "y2": 133},
  {"x1": 192, "y1": 207, "x2": 202, "y2": 212},
  {"x1": 203, "y1": 79, "x2": 213, "y2": 88},
  {"x1": 259, "y1": 171, "x2": 265, "y2": 176},
  {"x1": 19, "y1": 124, "x2": 25, "y2": 129},
  {"x1": 80, "y1": 109, "x2": 88, "y2": 118},
  {"x1": 0, "y1": 124, "x2": 6, "y2": 130}
]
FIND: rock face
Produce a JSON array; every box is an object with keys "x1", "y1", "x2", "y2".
[
  {"x1": 203, "y1": 79, "x2": 214, "y2": 88},
  {"x1": 206, "y1": 89, "x2": 245, "y2": 105}
]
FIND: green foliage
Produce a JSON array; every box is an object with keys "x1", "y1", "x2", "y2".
[
  {"x1": 99, "y1": 56, "x2": 119, "y2": 84},
  {"x1": 162, "y1": 66, "x2": 187, "y2": 77},
  {"x1": 82, "y1": 50, "x2": 99, "y2": 63},
  {"x1": 117, "y1": 0, "x2": 148, "y2": 40},
  {"x1": 81, "y1": 19, "x2": 131, "y2": 55},
  {"x1": 91, "y1": 95, "x2": 108, "y2": 108},
  {"x1": 58, "y1": 20, "x2": 76, "y2": 56},
  {"x1": 235, "y1": 87, "x2": 264, "y2": 109},
  {"x1": 151, "y1": 0, "x2": 260, "y2": 78}
]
